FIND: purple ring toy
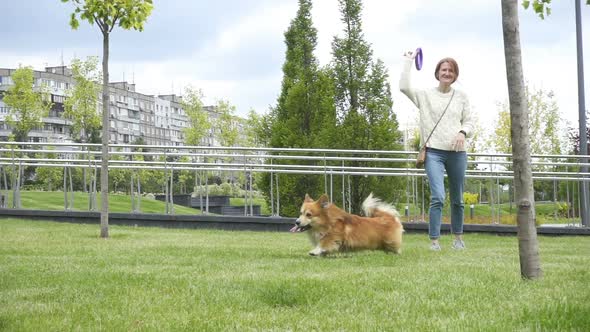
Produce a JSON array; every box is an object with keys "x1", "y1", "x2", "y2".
[{"x1": 415, "y1": 47, "x2": 423, "y2": 70}]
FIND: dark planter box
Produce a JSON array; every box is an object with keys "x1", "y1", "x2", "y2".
[
  {"x1": 154, "y1": 195, "x2": 260, "y2": 215},
  {"x1": 191, "y1": 195, "x2": 230, "y2": 208},
  {"x1": 154, "y1": 194, "x2": 192, "y2": 207},
  {"x1": 209, "y1": 205, "x2": 261, "y2": 216}
]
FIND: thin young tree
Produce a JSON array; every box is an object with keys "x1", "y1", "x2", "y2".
[
  {"x1": 63, "y1": 57, "x2": 102, "y2": 194},
  {"x1": 182, "y1": 86, "x2": 210, "y2": 147},
  {"x1": 214, "y1": 99, "x2": 239, "y2": 193},
  {"x1": 3, "y1": 67, "x2": 52, "y2": 208},
  {"x1": 244, "y1": 109, "x2": 268, "y2": 148},
  {"x1": 61, "y1": 0, "x2": 153, "y2": 238},
  {"x1": 214, "y1": 100, "x2": 239, "y2": 149},
  {"x1": 181, "y1": 86, "x2": 211, "y2": 213},
  {"x1": 63, "y1": 57, "x2": 101, "y2": 144},
  {"x1": 501, "y1": 0, "x2": 542, "y2": 279}
]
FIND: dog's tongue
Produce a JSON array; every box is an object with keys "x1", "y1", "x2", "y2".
[{"x1": 289, "y1": 225, "x2": 299, "y2": 233}]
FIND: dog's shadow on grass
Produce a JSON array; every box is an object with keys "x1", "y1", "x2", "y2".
[
  {"x1": 253, "y1": 280, "x2": 321, "y2": 308},
  {"x1": 305, "y1": 250, "x2": 395, "y2": 259},
  {"x1": 310, "y1": 253, "x2": 354, "y2": 259}
]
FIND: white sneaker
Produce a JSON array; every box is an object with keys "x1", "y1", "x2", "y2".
[
  {"x1": 430, "y1": 242, "x2": 441, "y2": 251},
  {"x1": 452, "y1": 239, "x2": 466, "y2": 250}
]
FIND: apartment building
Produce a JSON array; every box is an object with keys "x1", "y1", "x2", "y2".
[
  {"x1": 0, "y1": 66, "x2": 75, "y2": 142},
  {"x1": 0, "y1": 65, "x2": 244, "y2": 148}
]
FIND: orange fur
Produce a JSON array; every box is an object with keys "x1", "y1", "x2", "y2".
[{"x1": 294, "y1": 193, "x2": 403, "y2": 256}]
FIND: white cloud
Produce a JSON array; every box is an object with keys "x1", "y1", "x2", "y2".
[
  {"x1": 1, "y1": 0, "x2": 588, "y2": 131},
  {"x1": 214, "y1": 3, "x2": 296, "y2": 53}
]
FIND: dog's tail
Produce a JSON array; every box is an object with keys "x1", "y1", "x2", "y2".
[{"x1": 362, "y1": 192, "x2": 401, "y2": 219}]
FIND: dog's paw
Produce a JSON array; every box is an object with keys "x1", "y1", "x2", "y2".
[{"x1": 308, "y1": 247, "x2": 325, "y2": 256}]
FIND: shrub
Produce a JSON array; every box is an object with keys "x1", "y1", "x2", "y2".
[
  {"x1": 208, "y1": 184, "x2": 223, "y2": 196},
  {"x1": 220, "y1": 182, "x2": 232, "y2": 196},
  {"x1": 555, "y1": 202, "x2": 570, "y2": 217},
  {"x1": 464, "y1": 192, "x2": 479, "y2": 205}
]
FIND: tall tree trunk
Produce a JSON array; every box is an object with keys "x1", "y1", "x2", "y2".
[
  {"x1": 501, "y1": 0, "x2": 541, "y2": 279},
  {"x1": 100, "y1": 31, "x2": 110, "y2": 238}
]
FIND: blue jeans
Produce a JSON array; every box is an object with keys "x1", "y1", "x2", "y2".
[{"x1": 424, "y1": 148, "x2": 467, "y2": 239}]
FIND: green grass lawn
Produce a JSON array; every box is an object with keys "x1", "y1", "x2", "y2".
[
  {"x1": 1, "y1": 219, "x2": 589, "y2": 331},
  {"x1": 1, "y1": 191, "x2": 202, "y2": 215},
  {"x1": 1, "y1": 190, "x2": 272, "y2": 216}
]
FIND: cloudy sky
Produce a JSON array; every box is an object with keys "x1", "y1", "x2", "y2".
[{"x1": 1, "y1": 0, "x2": 589, "y2": 135}]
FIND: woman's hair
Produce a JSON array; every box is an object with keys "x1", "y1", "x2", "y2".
[{"x1": 434, "y1": 57, "x2": 459, "y2": 83}]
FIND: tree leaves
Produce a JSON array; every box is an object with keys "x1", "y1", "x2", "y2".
[
  {"x1": 181, "y1": 86, "x2": 210, "y2": 147},
  {"x1": 63, "y1": 57, "x2": 102, "y2": 143},
  {"x1": 522, "y1": 0, "x2": 551, "y2": 19},
  {"x1": 62, "y1": 0, "x2": 153, "y2": 33},
  {"x1": 521, "y1": 0, "x2": 590, "y2": 19},
  {"x1": 214, "y1": 99, "x2": 239, "y2": 148},
  {"x1": 3, "y1": 67, "x2": 52, "y2": 142}
]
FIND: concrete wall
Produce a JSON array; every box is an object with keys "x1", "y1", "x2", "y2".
[{"x1": 1, "y1": 209, "x2": 588, "y2": 236}]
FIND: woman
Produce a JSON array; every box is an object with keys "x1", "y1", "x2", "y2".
[{"x1": 399, "y1": 51, "x2": 475, "y2": 251}]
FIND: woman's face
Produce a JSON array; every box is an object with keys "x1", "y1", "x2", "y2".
[{"x1": 437, "y1": 62, "x2": 456, "y2": 85}]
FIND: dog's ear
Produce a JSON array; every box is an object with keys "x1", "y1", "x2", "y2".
[
  {"x1": 304, "y1": 193, "x2": 314, "y2": 202},
  {"x1": 318, "y1": 194, "x2": 331, "y2": 209}
]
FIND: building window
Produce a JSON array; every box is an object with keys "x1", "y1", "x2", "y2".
[
  {"x1": 0, "y1": 76, "x2": 13, "y2": 85},
  {"x1": 52, "y1": 95, "x2": 65, "y2": 103}
]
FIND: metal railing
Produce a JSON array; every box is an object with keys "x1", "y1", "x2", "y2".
[{"x1": 0, "y1": 142, "x2": 588, "y2": 226}]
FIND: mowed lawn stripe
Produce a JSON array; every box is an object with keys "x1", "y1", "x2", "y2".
[{"x1": 1, "y1": 218, "x2": 589, "y2": 331}]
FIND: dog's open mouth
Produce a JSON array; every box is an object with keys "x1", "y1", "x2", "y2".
[{"x1": 289, "y1": 224, "x2": 311, "y2": 233}]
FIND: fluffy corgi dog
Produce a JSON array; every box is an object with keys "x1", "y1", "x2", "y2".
[{"x1": 290, "y1": 193, "x2": 403, "y2": 256}]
